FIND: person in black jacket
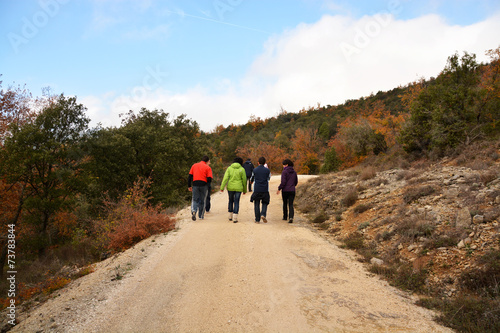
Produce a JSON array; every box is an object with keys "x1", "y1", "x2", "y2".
[
  {"x1": 250, "y1": 157, "x2": 271, "y2": 223},
  {"x1": 243, "y1": 158, "x2": 254, "y2": 192}
]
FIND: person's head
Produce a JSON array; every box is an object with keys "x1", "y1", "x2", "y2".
[
  {"x1": 282, "y1": 159, "x2": 293, "y2": 167},
  {"x1": 201, "y1": 155, "x2": 210, "y2": 163},
  {"x1": 258, "y1": 157, "x2": 266, "y2": 165},
  {"x1": 233, "y1": 157, "x2": 244, "y2": 165}
]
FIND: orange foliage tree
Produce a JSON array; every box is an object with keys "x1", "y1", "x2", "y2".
[
  {"x1": 365, "y1": 100, "x2": 407, "y2": 147},
  {"x1": 290, "y1": 128, "x2": 323, "y2": 174},
  {"x1": 236, "y1": 141, "x2": 285, "y2": 173},
  {"x1": 0, "y1": 82, "x2": 38, "y2": 276}
]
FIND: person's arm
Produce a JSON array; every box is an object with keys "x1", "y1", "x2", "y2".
[
  {"x1": 242, "y1": 170, "x2": 247, "y2": 194},
  {"x1": 277, "y1": 172, "x2": 285, "y2": 194},
  {"x1": 188, "y1": 174, "x2": 193, "y2": 191},
  {"x1": 220, "y1": 169, "x2": 229, "y2": 192}
]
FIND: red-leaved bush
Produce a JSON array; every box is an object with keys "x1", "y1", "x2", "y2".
[{"x1": 95, "y1": 177, "x2": 176, "y2": 252}]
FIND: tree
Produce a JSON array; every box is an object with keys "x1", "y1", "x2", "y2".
[
  {"x1": 290, "y1": 128, "x2": 323, "y2": 174},
  {"x1": 0, "y1": 94, "x2": 89, "y2": 254},
  {"x1": 318, "y1": 122, "x2": 331, "y2": 141},
  {"x1": 320, "y1": 146, "x2": 342, "y2": 174},
  {"x1": 236, "y1": 141, "x2": 285, "y2": 173},
  {"x1": 86, "y1": 109, "x2": 206, "y2": 208},
  {"x1": 0, "y1": 82, "x2": 35, "y2": 145},
  {"x1": 399, "y1": 50, "x2": 499, "y2": 155}
]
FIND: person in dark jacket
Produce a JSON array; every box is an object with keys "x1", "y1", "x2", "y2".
[
  {"x1": 243, "y1": 158, "x2": 254, "y2": 192},
  {"x1": 250, "y1": 157, "x2": 271, "y2": 223},
  {"x1": 276, "y1": 159, "x2": 298, "y2": 223}
]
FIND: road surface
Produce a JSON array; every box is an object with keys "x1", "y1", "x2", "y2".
[{"x1": 12, "y1": 175, "x2": 453, "y2": 333}]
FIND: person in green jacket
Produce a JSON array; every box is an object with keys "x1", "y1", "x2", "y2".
[{"x1": 220, "y1": 157, "x2": 247, "y2": 223}]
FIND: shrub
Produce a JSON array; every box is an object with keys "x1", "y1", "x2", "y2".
[
  {"x1": 418, "y1": 296, "x2": 500, "y2": 333},
  {"x1": 370, "y1": 262, "x2": 429, "y2": 293},
  {"x1": 459, "y1": 249, "x2": 500, "y2": 298},
  {"x1": 353, "y1": 203, "x2": 372, "y2": 214},
  {"x1": 480, "y1": 170, "x2": 498, "y2": 185},
  {"x1": 376, "y1": 230, "x2": 393, "y2": 241},
  {"x1": 341, "y1": 187, "x2": 358, "y2": 207},
  {"x1": 341, "y1": 232, "x2": 365, "y2": 250},
  {"x1": 359, "y1": 166, "x2": 376, "y2": 180},
  {"x1": 393, "y1": 217, "x2": 435, "y2": 241},
  {"x1": 358, "y1": 221, "x2": 370, "y2": 230},
  {"x1": 423, "y1": 232, "x2": 462, "y2": 249},
  {"x1": 95, "y1": 177, "x2": 176, "y2": 252},
  {"x1": 312, "y1": 211, "x2": 329, "y2": 224},
  {"x1": 403, "y1": 185, "x2": 435, "y2": 204}
]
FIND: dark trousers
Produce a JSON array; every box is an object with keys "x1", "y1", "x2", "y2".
[
  {"x1": 281, "y1": 191, "x2": 295, "y2": 220},
  {"x1": 253, "y1": 198, "x2": 268, "y2": 221}
]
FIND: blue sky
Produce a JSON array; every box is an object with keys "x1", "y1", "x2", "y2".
[{"x1": 1, "y1": 0, "x2": 500, "y2": 132}]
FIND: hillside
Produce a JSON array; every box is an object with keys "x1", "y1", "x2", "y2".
[{"x1": 295, "y1": 140, "x2": 500, "y2": 331}]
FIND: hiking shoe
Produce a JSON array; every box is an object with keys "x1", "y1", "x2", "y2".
[
  {"x1": 261, "y1": 216, "x2": 267, "y2": 223},
  {"x1": 288, "y1": 219, "x2": 293, "y2": 223},
  {"x1": 191, "y1": 212, "x2": 196, "y2": 221}
]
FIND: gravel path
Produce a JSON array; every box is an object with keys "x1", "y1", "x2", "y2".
[{"x1": 11, "y1": 176, "x2": 453, "y2": 333}]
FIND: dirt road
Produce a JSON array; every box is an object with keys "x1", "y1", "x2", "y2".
[{"x1": 12, "y1": 176, "x2": 453, "y2": 333}]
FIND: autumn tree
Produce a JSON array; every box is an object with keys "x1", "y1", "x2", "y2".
[
  {"x1": 0, "y1": 94, "x2": 90, "y2": 254},
  {"x1": 331, "y1": 116, "x2": 387, "y2": 169},
  {"x1": 236, "y1": 141, "x2": 285, "y2": 173},
  {"x1": 0, "y1": 82, "x2": 38, "y2": 272},
  {"x1": 290, "y1": 128, "x2": 323, "y2": 174}
]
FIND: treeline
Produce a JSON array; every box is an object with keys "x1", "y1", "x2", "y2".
[
  {"x1": 0, "y1": 48, "x2": 499, "y2": 303},
  {"x1": 208, "y1": 48, "x2": 500, "y2": 175}
]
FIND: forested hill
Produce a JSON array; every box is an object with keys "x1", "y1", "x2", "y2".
[
  {"x1": 207, "y1": 84, "x2": 407, "y2": 175},
  {"x1": 207, "y1": 48, "x2": 500, "y2": 178}
]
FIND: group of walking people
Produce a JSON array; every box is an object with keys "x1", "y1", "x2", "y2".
[{"x1": 188, "y1": 156, "x2": 298, "y2": 224}]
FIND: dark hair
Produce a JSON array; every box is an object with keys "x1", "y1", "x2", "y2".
[
  {"x1": 258, "y1": 157, "x2": 266, "y2": 165},
  {"x1": 282, "y1": 159, "x2": 293, "y2": 167},
  {"x1": 201, "y1": 155, "x2": 210, "y2": 162},
  {"x1": 233, "y1": 157, "x2": 244, "y2": 165}
]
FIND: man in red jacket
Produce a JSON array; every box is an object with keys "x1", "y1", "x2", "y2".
[{"x1": 188, "y1": 155, "x2": 213, "y2": 221}]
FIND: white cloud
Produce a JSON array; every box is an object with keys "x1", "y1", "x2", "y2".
[{"x1": 84, "y1": 11, "x2": 500, "y2": 132}]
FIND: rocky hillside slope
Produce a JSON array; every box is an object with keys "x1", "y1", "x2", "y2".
[{"x1": 296, "y1": 143, "x2": 500, "y2": 299}]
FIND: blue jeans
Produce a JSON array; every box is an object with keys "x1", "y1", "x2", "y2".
[
  {"x1": 227, "y1": 191, "x2": 242, "y2": 214},
  {"x1": 191, "y1": 185, "x2": 208, "y2": 218}
]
